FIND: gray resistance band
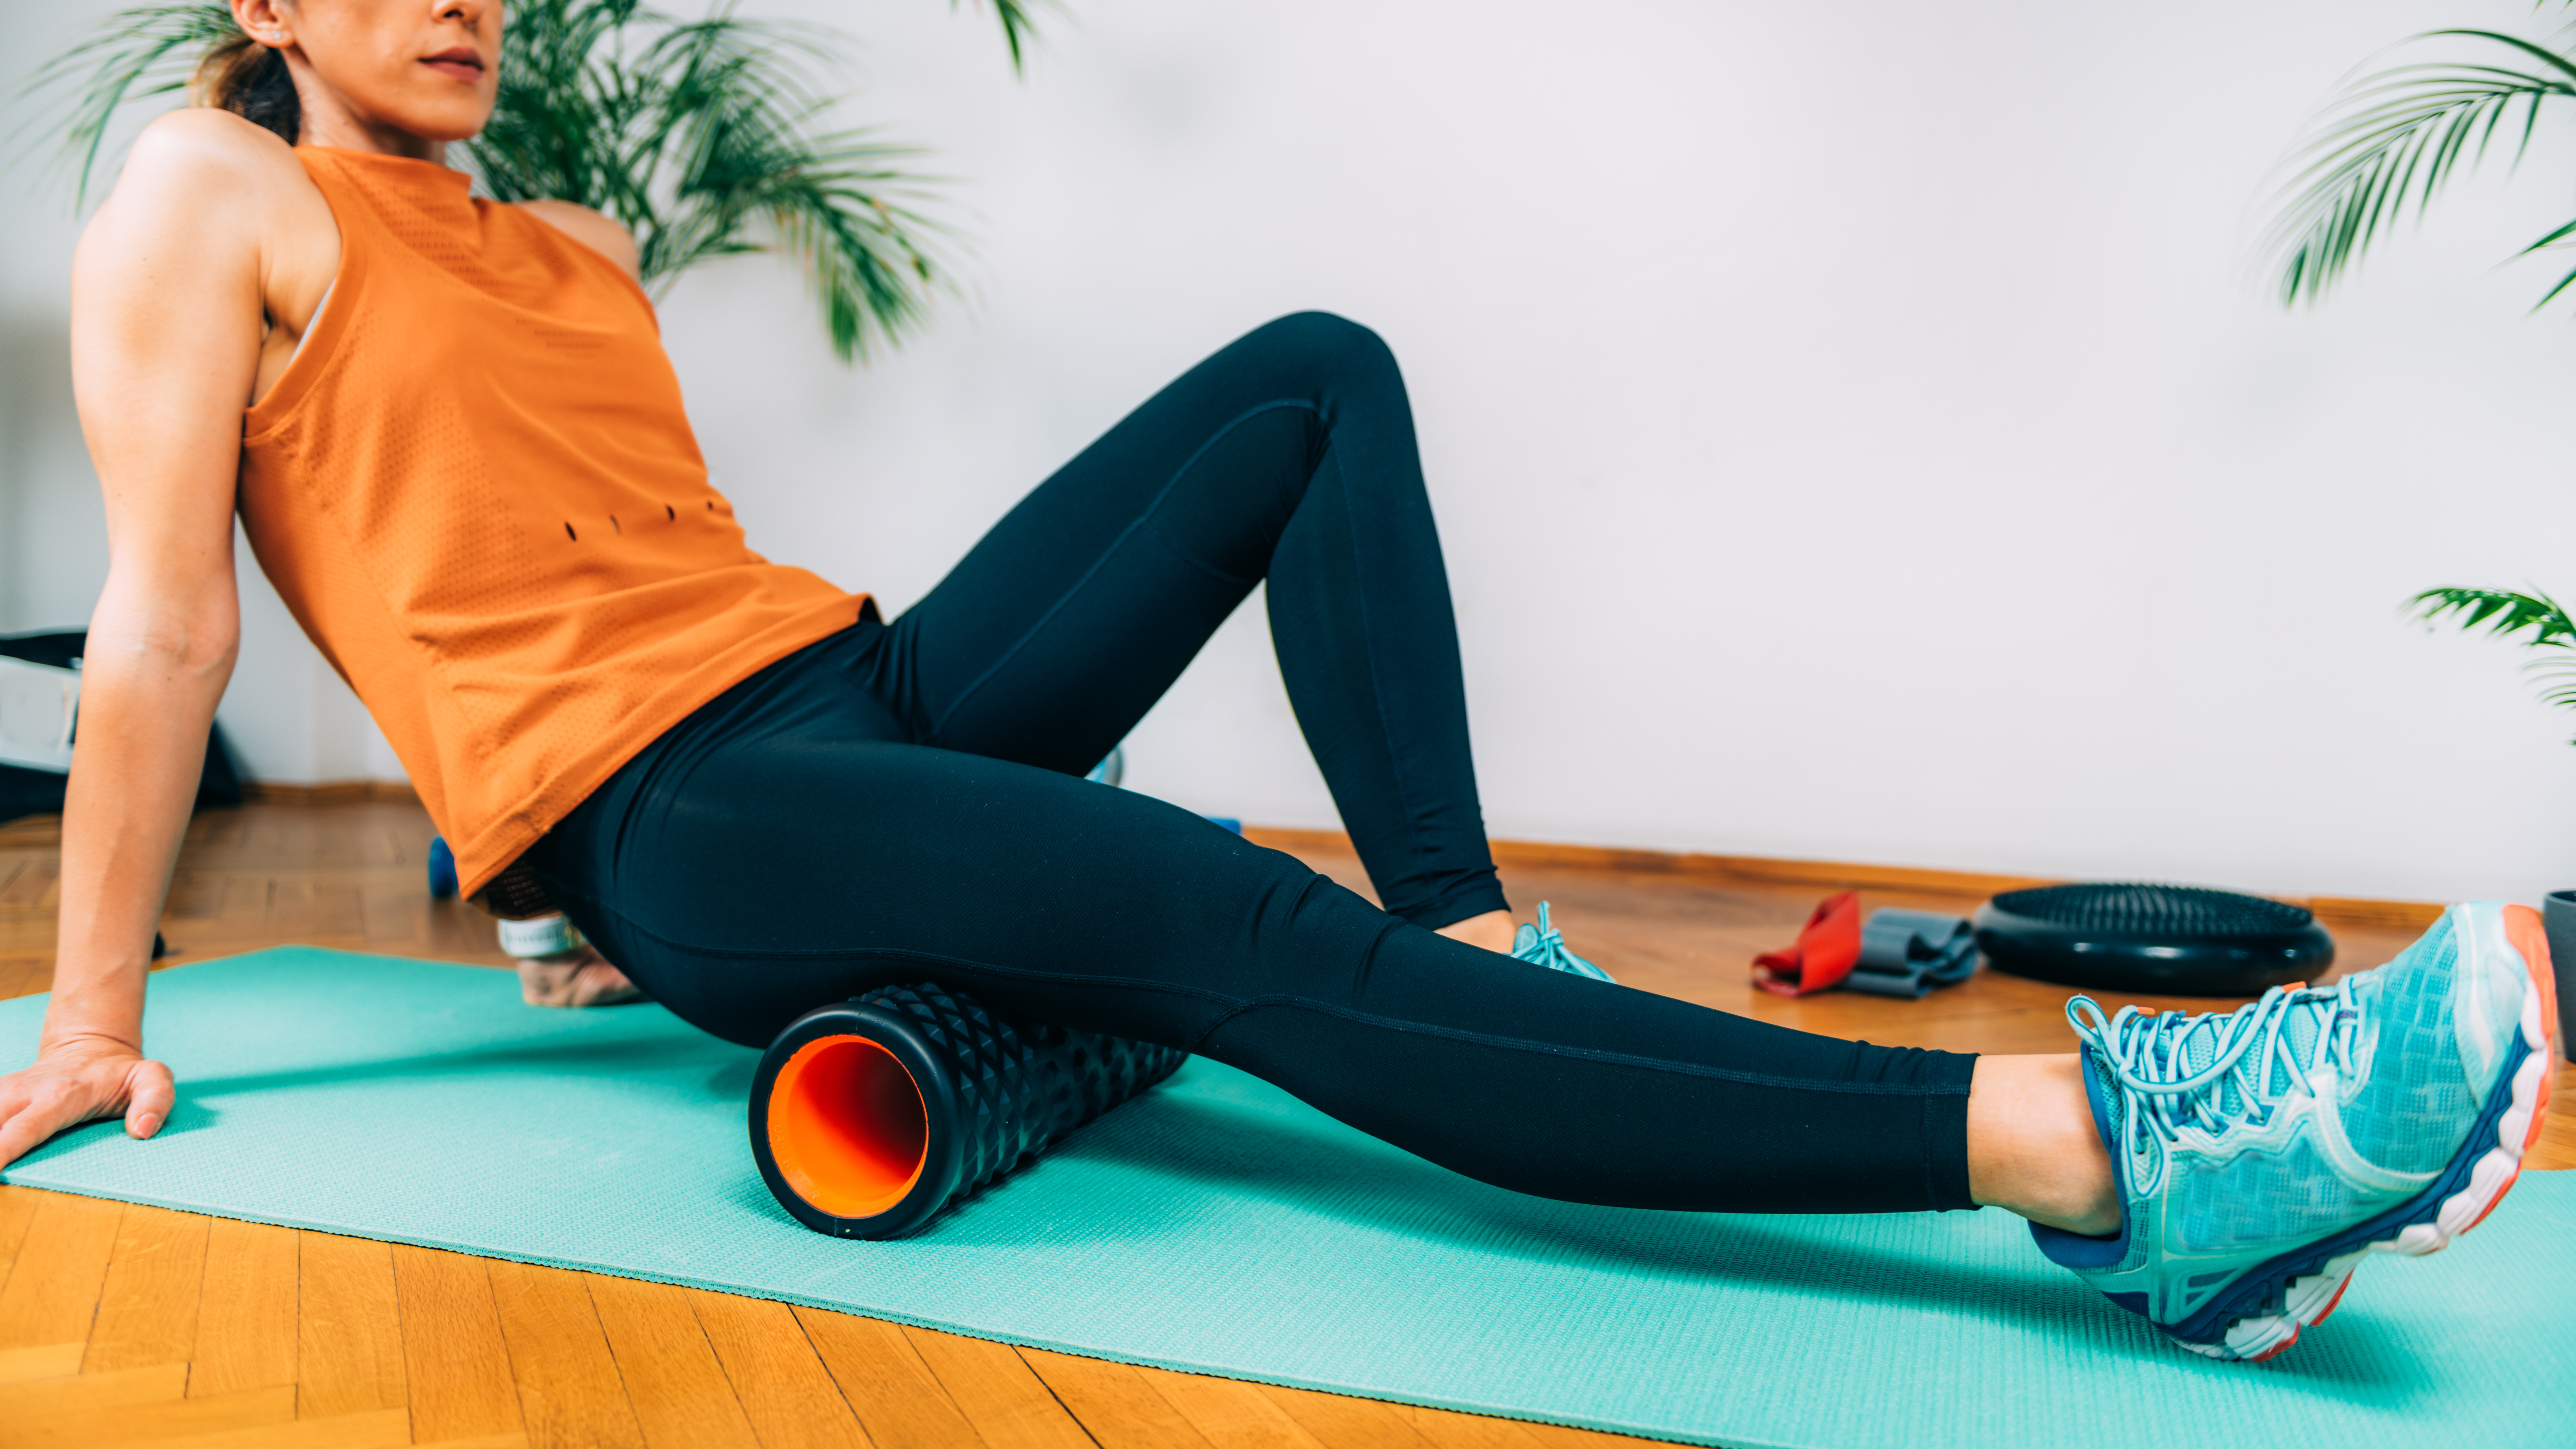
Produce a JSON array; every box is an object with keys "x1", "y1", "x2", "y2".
[{"x1": 1847, "y1": 907, "x2": 1979, "y2": 998}]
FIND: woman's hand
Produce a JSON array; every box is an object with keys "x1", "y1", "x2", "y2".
[
  {"x1": 0, "y1": 1034, "x2": 175, "y2": 1170},
  {"x1": 518, "y1": 945, "x2": 648, "y2": 1009}
]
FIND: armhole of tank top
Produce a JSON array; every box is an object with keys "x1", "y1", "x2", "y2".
[
  {"x1": 286, "y1": 281, "x2": 335, "y2": 369},
  {"x1": 244, "y1": 163, "x2": 355, "y2": 442}
]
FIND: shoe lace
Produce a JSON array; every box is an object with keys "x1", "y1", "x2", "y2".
[
  {"x1": 1512, "y1": 901, "x2": 1615, "y2": 983},
  {"x1": 2065, "y1": 980, "x2": 2369, "y2": 1195}
]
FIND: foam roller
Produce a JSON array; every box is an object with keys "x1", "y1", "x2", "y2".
[{"x1": 750, "y1": 982, "x2": 1189, "y2": 1238}]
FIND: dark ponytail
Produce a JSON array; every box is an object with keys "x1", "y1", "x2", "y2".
[{"x1": 192, "y1": 32, "x2": 301, "y2": 145}]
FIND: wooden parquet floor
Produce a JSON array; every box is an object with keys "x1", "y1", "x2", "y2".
[{"x1": 0, "y1": 798, "x2": 2568, "y2": 1449}]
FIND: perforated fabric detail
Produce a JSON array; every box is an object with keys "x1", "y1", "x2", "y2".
[
  {"x1": 236, "y1": 148, "x2": 863, "y2": 896},
  {"x1": 2343, "y1": 923, "x2": 2476, "y2": 1175},
  {"x1": 2172, "y1": 1131, "x2": 2371, "y2": 1253}
]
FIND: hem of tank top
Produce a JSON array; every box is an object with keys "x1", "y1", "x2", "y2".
[
  {"x1": 242, "y1": 159, "x2": 359, "y2": 439},
  {"x1": 440, "y1": 590, "x2": 872, "y2": 899}
]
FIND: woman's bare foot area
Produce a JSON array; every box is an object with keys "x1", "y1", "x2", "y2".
[
  {"x1": 1434, "y1": 909, "x2": 1518, "y2": 954},
  {"x1": 518, "y1": 945, "x2": 648, "y2": 1008}
]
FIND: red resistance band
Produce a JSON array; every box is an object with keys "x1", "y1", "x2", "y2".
[{"x1": 1752, "y1": 890, "x2": 1862, "y2": 997}]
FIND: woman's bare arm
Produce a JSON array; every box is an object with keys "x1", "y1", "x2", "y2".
[{"x1": 0, "y1": 112, "x2": 295, "y2": 1168}]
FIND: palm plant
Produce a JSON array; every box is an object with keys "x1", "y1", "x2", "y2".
[
  {"x1": 2409, "y1": 589, "x2": 2576, "y2": 740},
  {"x1": 30, "y1": 0, "x2": 1042, "y2": 360},
  {"x1": 2262, "y1": 7, "x2": 2576, "y2": 310},
  {"x1": 2263, "y1": 20, "x2": 2576, "y2": 737}
]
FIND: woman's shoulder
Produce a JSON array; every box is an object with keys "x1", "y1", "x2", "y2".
[
  {"x1": 92, "y1": 109, "x2": 334, "y2": 261},
  {"x1": 121, "y1": 106, "x2": 312, "y2": 198},
  {"x1": 76, "y1": 110, "x2": 339, "y2": 373},
  {"x1": 511, "y1": 199, "x2": 643, "y2": 283}
]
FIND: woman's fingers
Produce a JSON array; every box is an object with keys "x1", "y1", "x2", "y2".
[
  {"x1": 0, "y1": 1089, "x2": 50, "y2": 1170},
  {"x1": 0, "y1": 1047, "x2": 174, "y2": 1168},
  {"x1": 0, "y1": 1074, "x2": 95, "y2": 1168},
  {"x1": 518, "y1": 948, "x2": 647, "y2": 1008},
  {"x1": 567, "y1": 960, "x2": 646, "y2": 1008},
  {"x1": 123, "y1": 1057, "x2": 175, "y2": 1138}
]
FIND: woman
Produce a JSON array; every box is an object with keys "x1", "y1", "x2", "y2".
[{"x1": 0, "y1": 0, "x2": 2554, "y2": 1364}]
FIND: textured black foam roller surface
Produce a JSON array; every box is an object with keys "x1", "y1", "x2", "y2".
[
  {"x1": 751, "y1": 982, "x2": 1188, "y2": 1239},
  {"x1": 870, "y1": 982, "x2": 1189, "y2": 1207},
  {"x1": 1971, "y1": 883, "x2": 2334, "y2": 996}
]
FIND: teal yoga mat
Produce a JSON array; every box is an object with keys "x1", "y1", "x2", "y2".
[{"x1": 5, "y1": 949, "x2": 2571, "y2": 1448}]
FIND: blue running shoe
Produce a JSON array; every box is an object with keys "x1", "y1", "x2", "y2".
[
  {"x1": 2031, "y1": 901, "x2": 2559, "y2": 1361},
  {"x1": 1512, "y1": 901, "x2": 1615, "y2": 983}
]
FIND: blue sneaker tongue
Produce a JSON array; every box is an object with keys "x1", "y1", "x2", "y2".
[
  {"x1": 2082, "y1": 1044, "x2": 2124, "y2": 1152},
  {"x1": 2159, "y1": 990, "x2": 2344, "y2": 1120},
  {"x1": 2270, "y1": 997, "x2": 2320, "y2": 1097},
  {"x1": 2167, "y1": 1014, "x2": 2242, "y2": 1119}
]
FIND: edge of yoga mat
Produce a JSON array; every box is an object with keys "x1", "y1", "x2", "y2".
[{"x1": 6, "y1": 948, "x2": 2573, "y2": 1449}]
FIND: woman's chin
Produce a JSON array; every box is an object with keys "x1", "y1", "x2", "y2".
[{"x1": 355, "y1": 95, "x2": 495, "y2": 148}]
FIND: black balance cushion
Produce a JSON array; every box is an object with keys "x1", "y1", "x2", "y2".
[{"x1": 1972, "y1": 882, "x2": 2333, "y2": 997}]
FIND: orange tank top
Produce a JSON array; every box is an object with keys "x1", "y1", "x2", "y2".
[{"x1": 239, "y1": 148, "x2": 866, "y2": 898}]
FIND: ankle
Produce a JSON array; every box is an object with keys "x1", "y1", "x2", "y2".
[
  {"x1": 1968, "y1": 1053, "x2": 2120, "y2": 1235},
  {"x1": 1434, "y1": 909, "x2": 1517, "y2": 955}
]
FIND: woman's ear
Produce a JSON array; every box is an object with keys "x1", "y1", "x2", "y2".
[{"x1": 230, "y1": 0, "x2": 295, "y2": 50}]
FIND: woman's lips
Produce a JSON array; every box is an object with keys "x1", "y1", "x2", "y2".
[{"x1": 421, "y1": 49, "x2": 485, "y2": 81}]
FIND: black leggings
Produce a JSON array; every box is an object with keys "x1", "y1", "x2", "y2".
[{"x1": 530, "y1": 313, "x2": 1978, "y2": 1215}]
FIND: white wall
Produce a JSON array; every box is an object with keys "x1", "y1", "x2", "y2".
[
  {"x1": 0, "y1": 0, "x2": 406, "y2": 784},
  {"x1": 5, "y1": 0, "x2": 2573, "y2": 904}
]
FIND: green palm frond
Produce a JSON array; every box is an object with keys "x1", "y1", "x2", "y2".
[
  {"x1": 24, "y1": 2, "x2": 236, "y2": 208},
  {"x1": 2262, "y1": 31, "x2": 2576, "y2": 309},
  {"x1": 463, "y1": 0, "x2": 961, "y2": 359},
  {"x1": 971, "y1": 0, "x2": 1047, "y2": 72},
  {"x1": 2408, "y1": 586, "x2": 2576, "y2": 646},
  {"x1": 2409, "y1": 586, "x2": 2576, "y2": 741},
  {"x1": 26, "y1": 0, "x2": 1045, "y2": 361},
  {"x1": 2532, "y1": 660, "x2": 2576, "y2": 715}
]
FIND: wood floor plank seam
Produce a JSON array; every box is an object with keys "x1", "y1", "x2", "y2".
[
  {"x1": 684, "y1": 1288, "x2": 872, "y2": 1449},
  {"x1": 565, "y1": 1269, "x2": 651, "y2": 1449},
  {"x1": 83, "y1": 1203, "x2": 210, "y2": 1375},
  {"x1": 794, "y1": 1308, "x2": 991, "y2": 1449},
  {"x1": 390, "y1": 1244, "x2": 522, "y2": 1443},
  {"x1": 899, "y1": 1328, "x2": 1098, "y2": 1449},
  {"x1": 0, "y1": 1381, "x2": 298, "y2": 1449},
  {"x1": 0, "y1": 1341, "x2": 85, "y2": 1386},
  {"x1": 0, "y1": 1360, "x2": 193, "y2": 1419},
  {"x1": 585, "y1": 1275, "x2": 763, "y2": 1449},
  {"x1": 787, "y1": 1300, "x2": 892, "y2": 1449},
  {"x1": 0, "y1": 1187, "x2": 44, "y2": 1309},
  {"x1": 0, "y1": 1189, "x2": 121, "y2": 1355},
  {"x1": 295, "y1": 1232, "x2": 409, "y2": 1420},
  {"x1": 1007, "y1": 1346, "x2": 1109, "y2": 1449},
  {"x1": 189, "y1": 1218, "x2": 298, "y2": 1398},
  {"x1": 676, "y1": 1285, "x2": 773, "y2": 1444},
  {"x1": 485, "y1": 1261, "x2": 648, "y2": 1449}
]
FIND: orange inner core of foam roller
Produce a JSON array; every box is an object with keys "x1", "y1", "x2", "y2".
[{"x1": 767, "y1": 1035, "x2": 928, "y2": 1219}]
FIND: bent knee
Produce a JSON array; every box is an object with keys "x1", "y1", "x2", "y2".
[{"x1": 1241, "y1": 310, "x2": 1398, "y2": 387}]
